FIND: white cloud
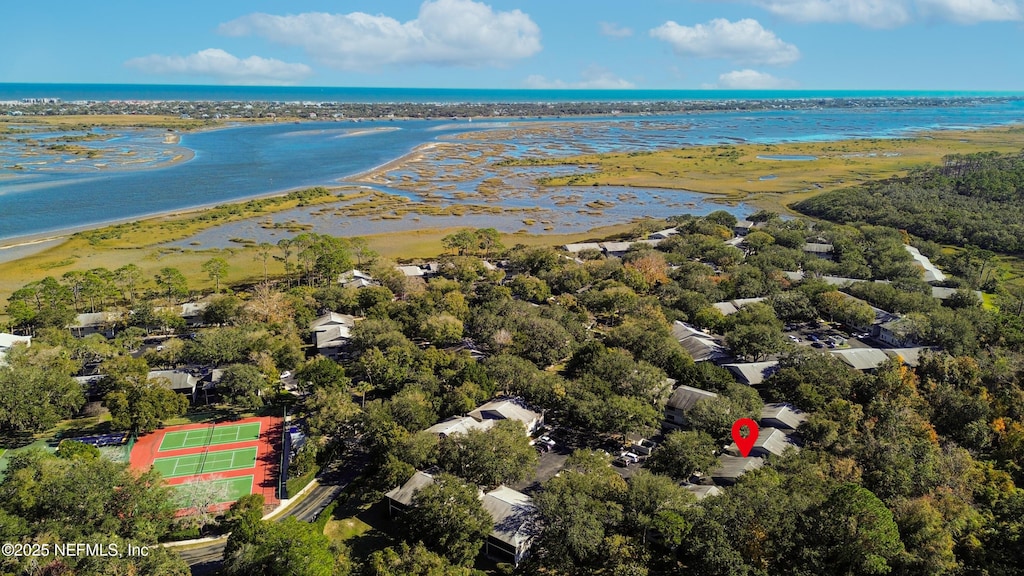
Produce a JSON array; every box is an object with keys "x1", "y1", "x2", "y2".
[
  {"x1": 125, "y1": 49, "x2": 312, "y2": 85},
  {"x1": 525, "y1": 66, "x2": 635, "y2": 89},
  {"x1": 739, "y1": 0, "x2": 1021, "y2": 27},
  {"x1": 917, "y1": 0, "x2": 1022, "y2": 23},
  {"x1": 599, "y1": 21, "x2": 634, "y2": 38},
  {"x1": 716, "y1": 69, "x2": 797, "y2": 89},
  {"x1": 650, "y1": 18, "x2": 800, "y2": 65},
  {"x1": 219, "y1": 0, "x2": 541, "y2": 70},
  {"x1": 745, "y1": 0, "x2": 912, "y2": 27}
]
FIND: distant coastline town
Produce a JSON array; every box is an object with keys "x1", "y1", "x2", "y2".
[{"x1": 3, "y1": 94, "x2": 1021, "y2": 121}]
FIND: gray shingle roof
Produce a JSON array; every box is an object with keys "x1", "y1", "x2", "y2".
[
  {"x1": 666, "y1": 385, "x2": 719, "y2": 413},
  {"x1": 481, "y1": 486, "x2": 537, "y2": 549}
]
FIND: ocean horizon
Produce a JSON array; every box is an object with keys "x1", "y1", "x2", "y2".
[{"x1": 3, "y1": 83, "x2": 1024, "y2": 104}]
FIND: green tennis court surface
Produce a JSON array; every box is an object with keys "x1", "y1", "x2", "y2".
[
  {"x1": 153, "y1": 446, "x2": 258, "y2": 478},
  {"x1": 175, "y1": 475, "x2": 254, "y2": 506},
  {"x1": 158, "y1": 422, "x2": 262, "y2": 451}
]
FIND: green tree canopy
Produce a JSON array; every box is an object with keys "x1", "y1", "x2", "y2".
[{"x1": 403, "y1": 473, "x2": 493, "y2": 566}]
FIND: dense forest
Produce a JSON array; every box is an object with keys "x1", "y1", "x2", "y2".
[
  {"x1": 794, "y1": 150, "x2": 1024, "y2": 253},
  {"x1": 3, "y1": 208, "x2": 1024, "y2": 575}
]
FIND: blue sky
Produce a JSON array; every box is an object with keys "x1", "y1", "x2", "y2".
[{"x1": 3, "y1": 0, "x2": 1023, "y2": 90}]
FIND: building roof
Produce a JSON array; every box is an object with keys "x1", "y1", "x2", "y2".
[
  {"x1": 711, "y1": 297, "x2": 766, "y2": 316},
  {"x1": 314, "y1": 324, "x2": 352, "y2": 349},
  {"x1": 563, "y1": 242, "x2": 602, "y2": 254},
  {"x1": 71, "y1": 311, "x2": 120, "y2": 329},
  {"x1": 600, "y1": 241, "x2": 634, "y2": 254},
  {"x1": 712, "y1": 302, "x2": 739, "y2": 315},
  {"x1": 310, "y1": 312, "x2": 357, "y2": 331},
  {"x1": 830, "y1": 348, "x2": 892, "y2": 371},
  {"x1": 481, "y1": 486, "x2": 537, "y2": 549},
  {"x1": 0, "y1": 333, "x2": 31, "y2": 349},
  {"x1": 671, "y1": 321, "x2": 712, "y2": 341},
  {"x1": 711, "y1": 455, "x2": 764, "y2": 484},
  {"x1": 802, "y1": 242, "x2": 834, "y2": 254},
  {"x1": 760, "y1": 403, "x2": 808, "y2": 431},
  {"x1": 339, "y1": 269, "x2": 373, "y2": 283},
  {"x1": 384, "y1": 470, "x2": 436, "y2": 506},
  {"x1": 682, "y1": 484, "x2": 723, "y2": 500},
  {"x1": 424, "y1": 416, "x2": 495, "y2": 437},
  {"x1": 179, "y1": 302, "x2": 209, "y2": 318},
  {"x1": 930, "y1": 287, "x2": 984, "y2": 301},
  {"x1": 666, "y1": 385, "x2": 719, "y2": 413},
  {"x1": 678, "y1": 335, "x2": 729, "y2": 363},
  {"x1": 906, "y1": 245, "x2": 946, "y2": 283},
  {"x1": 883, "y1": 347, "x2": 932, "y2": 368},
  {"x1": 397, "y1": 265, "x2": 426, "y2": 277},
  {"x1": 650, "y1": 227, "x2": 678, "y2": 239},
  {"x1": 344, "y1": 278, "x2": 375, "y2": 290},
  {"x1": 468, "y1": 398, "x2": 541, "y2": 430},
  {"x1": 722, "y1": 361, "x2": 780, "y2": 386},
  {"x1": 726, "y1": 427, "x2": 798, "y2": 458},
  {"x1": 148, "y1": 370, "x2": 197, "y2": 392}
]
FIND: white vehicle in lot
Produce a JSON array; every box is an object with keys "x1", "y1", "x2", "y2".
[{"x1": 622, "y1": 451, "x2": 641, "y2": 464}]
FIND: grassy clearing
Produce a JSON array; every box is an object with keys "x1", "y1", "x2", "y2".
[
  {"x1": 505, "y1": 126, "x2": 1024, "y2": 214},
  {"x1": 323, "y1": 497, "x2": 395, "y2": 565}
]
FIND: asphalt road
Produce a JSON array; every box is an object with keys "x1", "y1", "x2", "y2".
[{"x1": 175, "y1": 454, "x2": 365, "y2": 575}]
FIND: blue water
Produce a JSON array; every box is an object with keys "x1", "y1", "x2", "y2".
[
  {"x1": 1, "y1": 88, "x2": 1023, "y2": 242},
  {"x1": 3, "y1": 83, "x2": 1023, "y2": 103}
]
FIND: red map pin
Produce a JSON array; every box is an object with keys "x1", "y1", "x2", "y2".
[{"x1": 731, "y1": 418, "x2": 760, "y2": 457}]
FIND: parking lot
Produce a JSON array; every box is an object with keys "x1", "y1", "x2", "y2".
[
  {"x1": 513, "y1": 425, "x2": 651, "y2": 491},
  {"x1": 783, "y1": 321, "x2": 875, "y2": 351}
]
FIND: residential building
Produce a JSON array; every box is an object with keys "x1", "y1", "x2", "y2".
[
  {"x1": 384, "y1": 473, "x2": 538, "y2": 566},
  {"x1": 563, "y1": 242, "x2": 603, "y2": 255},
  {"x1": 649, "y1": 227, "x2": 678, "y2": 240},
  {"x1": 0, "y1": 333, "x2": 31, "y2": 364},
  {"x1": 384, "y1": 470, "x2": 437, "y2": 517},
  {"x1": 310, "y1": 312, "x2": 357, "y2": 357},
  {"x1": 760, "y1": 403, "x2": 807, "y2": 431},
  {"x1": 874, "y1": 317, "x2": 918, "y2": 347},
  {"x1": 599, "y1": 241, "x2": 634, "y2": 258},
  {"x1": 802, "y1": 242, "x2": 834, "y2": 260},
  {"x1": 664, "y1": 385, "x2": 719, "y2": 430},
  {"x1": 149, "y1": 370, "x2": 198, "y2": 401},
  {"x1": 70, "y1": 312, "x2": 120, "y2": 338},
  {"x1": 905, "y1": 245, "x2": 946, "y2": 283},
  {"x1": 424, "y1": 416, "x2": 495, "y2": 438},
  {"x1": 682, "y1": 484, "x2": 723, "y2": 500},
  {"x1": 711, "y1": 455, "x2": 764, "y2": 486},
  {"x1": 830, "y1": 348, "x2": 893, "y2": 371},
  {"x1": 480, "y1": 486, "x2": 538, "y2": 566},
  {"x1": 468, "y1": 397, "x2": 544, "y2": 435},
  {"x1": 722, "y1": 361, "x2": 780, "y2": 386},
  {"x1": 725, "y1": 427, "x2": 799, "y2": 458}
]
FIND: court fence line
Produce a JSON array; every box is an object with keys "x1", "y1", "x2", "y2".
[{"x1": 194, "y1": 422, "x2": 216, "y2": 476}]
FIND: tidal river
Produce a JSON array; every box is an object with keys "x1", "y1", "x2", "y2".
[{"x1": 1, "y1": 99, "x2": 1022, "y2": 243}]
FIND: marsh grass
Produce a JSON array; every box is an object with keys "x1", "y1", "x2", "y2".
[{"x1": 506, "y1": 127, "x2": 1024, "y2": 212}]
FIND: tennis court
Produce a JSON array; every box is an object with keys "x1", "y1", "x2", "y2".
[
  {"x1": 153, "y1": 446, "x2": 257, "y2": 478},
  {"x1": 158, "y1": 422, "x2": 262, "y2": 451},
  {"x1": 175, "y1": 475, "x2": 255, "y2": 506}
]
